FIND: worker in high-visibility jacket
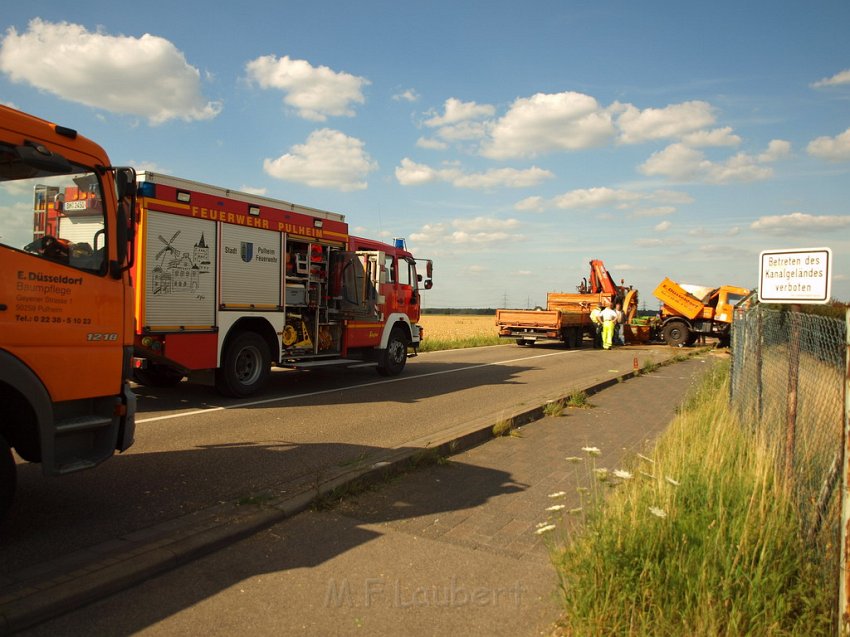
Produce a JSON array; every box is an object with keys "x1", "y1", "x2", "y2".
[
  {"x1": 589, "y1": 303, "x2": 604, "y2": 349},
  {"x1": 601, "y1": 301, "x2": 618, "y2": 350}
]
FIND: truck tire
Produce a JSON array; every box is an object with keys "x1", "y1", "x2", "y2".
[
  {"x1": 662, "y1": 321, "x2": 690, "y2": 347},
  {"x1": 566, "y1": 327, "x2": 578, "y2": 349},
  {"x1": 0, "y1": 435, "x2": 15, "y2": 521},
  {"x1": 215, "y1": 332, "x2": 271, "y2": 397},
  {"x1": 377, "y1": 328, "x2": 408, "y2": 376},
  {"x1": 133, "y1": 363, "x2": 184, "y2": 388},
  {"x1": 516, "y1": 338, "x2": 529, "y2": 346}
]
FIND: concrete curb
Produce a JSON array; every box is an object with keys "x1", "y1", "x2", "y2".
[{"x1": 0, "y1": 348, "x2": 707, "y2": 634}]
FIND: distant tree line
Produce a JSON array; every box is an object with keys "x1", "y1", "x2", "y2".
[
  {"x1": 422, "y1": 308, "x2": 498, "y2": 315},
  {"x1": 762, "y1": 299, "x2": 849, "y2": 320}
]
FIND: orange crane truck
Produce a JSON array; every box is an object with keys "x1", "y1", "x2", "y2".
[
  {"x1": 495, "y1": 260, "x2": 638, "y2": 347},
  {"x1": 654, "y1": 277, "x2": 750, "y2": 347},
  {"x1": 0, "y1": 105, "x2": 137, "y2": 519}
]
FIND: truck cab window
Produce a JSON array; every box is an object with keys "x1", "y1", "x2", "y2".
[
  {"x1": 398, "y1": 258, "x2": 413, "y2": 286},
  {"x1": 0, "y1": 145, "x2": 107, "y2": 274}
]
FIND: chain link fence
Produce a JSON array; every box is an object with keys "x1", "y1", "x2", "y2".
[{"x1": 730, "y1": 305, "x2": 847, "y2": 603}]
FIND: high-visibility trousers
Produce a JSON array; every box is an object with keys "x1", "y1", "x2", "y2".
[{"x1": 602, "y1": 320, "x2": 615, "y2": 349}]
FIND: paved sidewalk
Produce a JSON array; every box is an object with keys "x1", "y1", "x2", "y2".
[{"x1": 18, "y1": 354, "x2": 720, "y2": 636}]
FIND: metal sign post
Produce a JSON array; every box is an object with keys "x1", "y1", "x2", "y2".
[{"x1": 841, "y1": 308, "x2": 850, "y2": 635}]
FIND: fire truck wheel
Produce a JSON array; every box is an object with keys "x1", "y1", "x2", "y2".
[
  {"x1": 377, "y1": 328, "x2": 409, "y2": 376},
  {"x1": 215, "y1": 332, "x2": 271, "y2": 397},
  {"x1": 133, "y1": 363, "x2": 184, "y2": 388},
  {"x1": 0, "y1": 435, "x2": 15, "y2": 521},
  {"x1": 662, "y1": 321, "x2": 689, "y2": 347}
]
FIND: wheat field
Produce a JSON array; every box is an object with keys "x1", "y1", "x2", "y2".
[{"x1": 418, "y1": 314, "x2": 496, "y2": 340}]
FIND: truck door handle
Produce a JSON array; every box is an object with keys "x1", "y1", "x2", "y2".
[{"x1": 0, "y1": 304, "x2": 6, "y2": 311}]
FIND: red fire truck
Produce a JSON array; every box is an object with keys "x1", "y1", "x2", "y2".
[{"x1": 130, "y1": 172, "x2": 433, "y2": 397}]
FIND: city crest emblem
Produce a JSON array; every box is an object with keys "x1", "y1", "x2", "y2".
[{"x1": 240, "y1": 241, "x2": 254, "y2": 263}]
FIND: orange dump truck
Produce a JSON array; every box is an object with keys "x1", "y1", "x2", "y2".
[
  {"x1": 654, "y1": 277, "x2": 750, "y2": 347},
  {"x1": 495, "y1": 260, "x2": 641, "y2": 347}
]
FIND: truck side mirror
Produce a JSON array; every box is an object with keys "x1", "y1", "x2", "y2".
[{"x1": 111, "y1": 167, "x2": 137, "y2": 277}]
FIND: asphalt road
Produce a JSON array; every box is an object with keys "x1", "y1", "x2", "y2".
[{"x1": 1, "y1": 342, "x2": 675, "y2": 576}]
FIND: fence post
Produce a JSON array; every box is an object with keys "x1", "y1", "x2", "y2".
[
  {"x1": 757, "y1": 306, "x2": 764, "y2": 422},
  {"x1": 785, "y1": 306, "x2": 801, "y2": 491},
  {"x1": 839, "y1": 307, "x2": 850, "y2": 635}
]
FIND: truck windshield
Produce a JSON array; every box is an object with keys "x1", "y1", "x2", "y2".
[
  {"x1": 726, "y1": 292, "x2": 747, "y2": 306},
  {"x1": 0, "y1": 142, "x2": 107, "y2": 274}
]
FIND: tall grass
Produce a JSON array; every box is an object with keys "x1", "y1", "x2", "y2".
[{"x1": 550, "y1": 360, "x2": 833, "y2": 636}]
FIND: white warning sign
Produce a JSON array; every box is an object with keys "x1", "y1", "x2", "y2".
[{"x1": 758, "y1": 247, "x2": 831, "y2": 304}]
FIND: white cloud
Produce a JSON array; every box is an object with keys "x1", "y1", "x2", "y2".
[
  {"x1": 634, "y1": 237, "x2": 684, "y2": 247},
  {"x1": 481, "y1": 91, "x2": 615, "y2": 159},
  {"x1": 393, "y1": 88, "x2": 420, "y2": 102},
  {"x1": 435, "y1": 120, "x2": 490, "y2": 142},
  {"x1": 639, "y1": 140, "x2": 788, "y2": 183},
  {"x1": 807, "y1": 127, "x2": 850, "y2": 162},
  {"x1": 811, "y1": 69, "x2": 850, "y2": 88},
  {"x1": 263, "y1": 129, "x2": 377, "y2": 191},
  {"x1": 245, "y1": 54, "x2": 368, "y2": 121},
  {"x1": 409, "y1": 217, "x2": 521, "y2": 245},
  {"x1": 680, "y1": 127, "x2": 741, "y2": 148},
  {"x1": 654, "y1": 220, "x2": 672, "y2": 232},
  {"x1": 631, "y1": 206, "x2": 676, "y2": 218},
  {"x1": 395, "y1": 158, "x2": 552, "y2": 189},
  {"x1": 452, "y1": 166, "x2": 553, "y2": 189},
  {"x1": 758, "y1": 139, "x2": 791, "y2": 162},
  {"x1": 425, "y1": 97, "x2": 495, "y2": 127},
  {"x1": 750, "y1": 212, "x2": 850, "y2": 235},
  {"x1": 0, "y1": 19, "x2": 221, "y2": 124},
  {"x1": 616, "y1": 100, "x2": 716, "y2": 144},
  {"x1": 514, "y1": 196, "x2": 545, "y2": 212},
  {"x1": 552, "y1": 187, "x2": 643, "y2": 209},
  {"x1": 416, "y1": 137, "x2": 449, "y2": 150},
  {"x1": 521, "y1": 186, "x2": 691, "y2": 214},
  {"x1": 394, "y1": 158, "x2": 439, "y2": 186}
]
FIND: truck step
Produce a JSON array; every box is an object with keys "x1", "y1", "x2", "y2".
[
  {"x1": 283, "y1": 358, "x2": 375, "y2": 369},
  {"x1": 54, "y1": 414, "x2": 114, "y2": 434},
  {"x1": 56, "y1": 458, "x2": 98, "y2": 475}
]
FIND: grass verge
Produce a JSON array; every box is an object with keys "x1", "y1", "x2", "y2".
[
  {"x1": 418, "y1": 334, "x2": 507, "y2": 352},
  {"x1": 549, "y1": 359, "x2": 833, "y2": 636}
]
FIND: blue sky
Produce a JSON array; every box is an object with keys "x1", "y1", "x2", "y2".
[{"x1": 2, "y1": 1, "x2": 849, "y2": 308}]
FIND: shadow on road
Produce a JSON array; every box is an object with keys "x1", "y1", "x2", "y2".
[
  {"x1": 130, "y1": 356, "x2": 539, "y2": 414},
  {"x1": 5, "y1": 445, "x2": 528, "y2": 636}
]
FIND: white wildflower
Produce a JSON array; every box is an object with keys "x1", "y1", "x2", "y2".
[
  {"x1": 613, "y1": 469, "x2": 633, "y2": 480},
  {"x1": 535, "y1": 524, "x2": 557, "y2": 535},
  {"x1": 649, "y1": 506, "x2": 667, "y2": 519},
  {"x1": 548, "y1": 491, "x2": 567, "y2": 498},
  {"x1": 569, "y1": 507, "x2": 583, "y2": 515},
  {"x1": 565, "y1": 456, "x2": 583, "y2": 463},
  {"x1": 581, "y1": 446, "x2": 602, "y2": 457},
  {"x1": 546, "y1": 504, "x2": 566, "y2": 512}
]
